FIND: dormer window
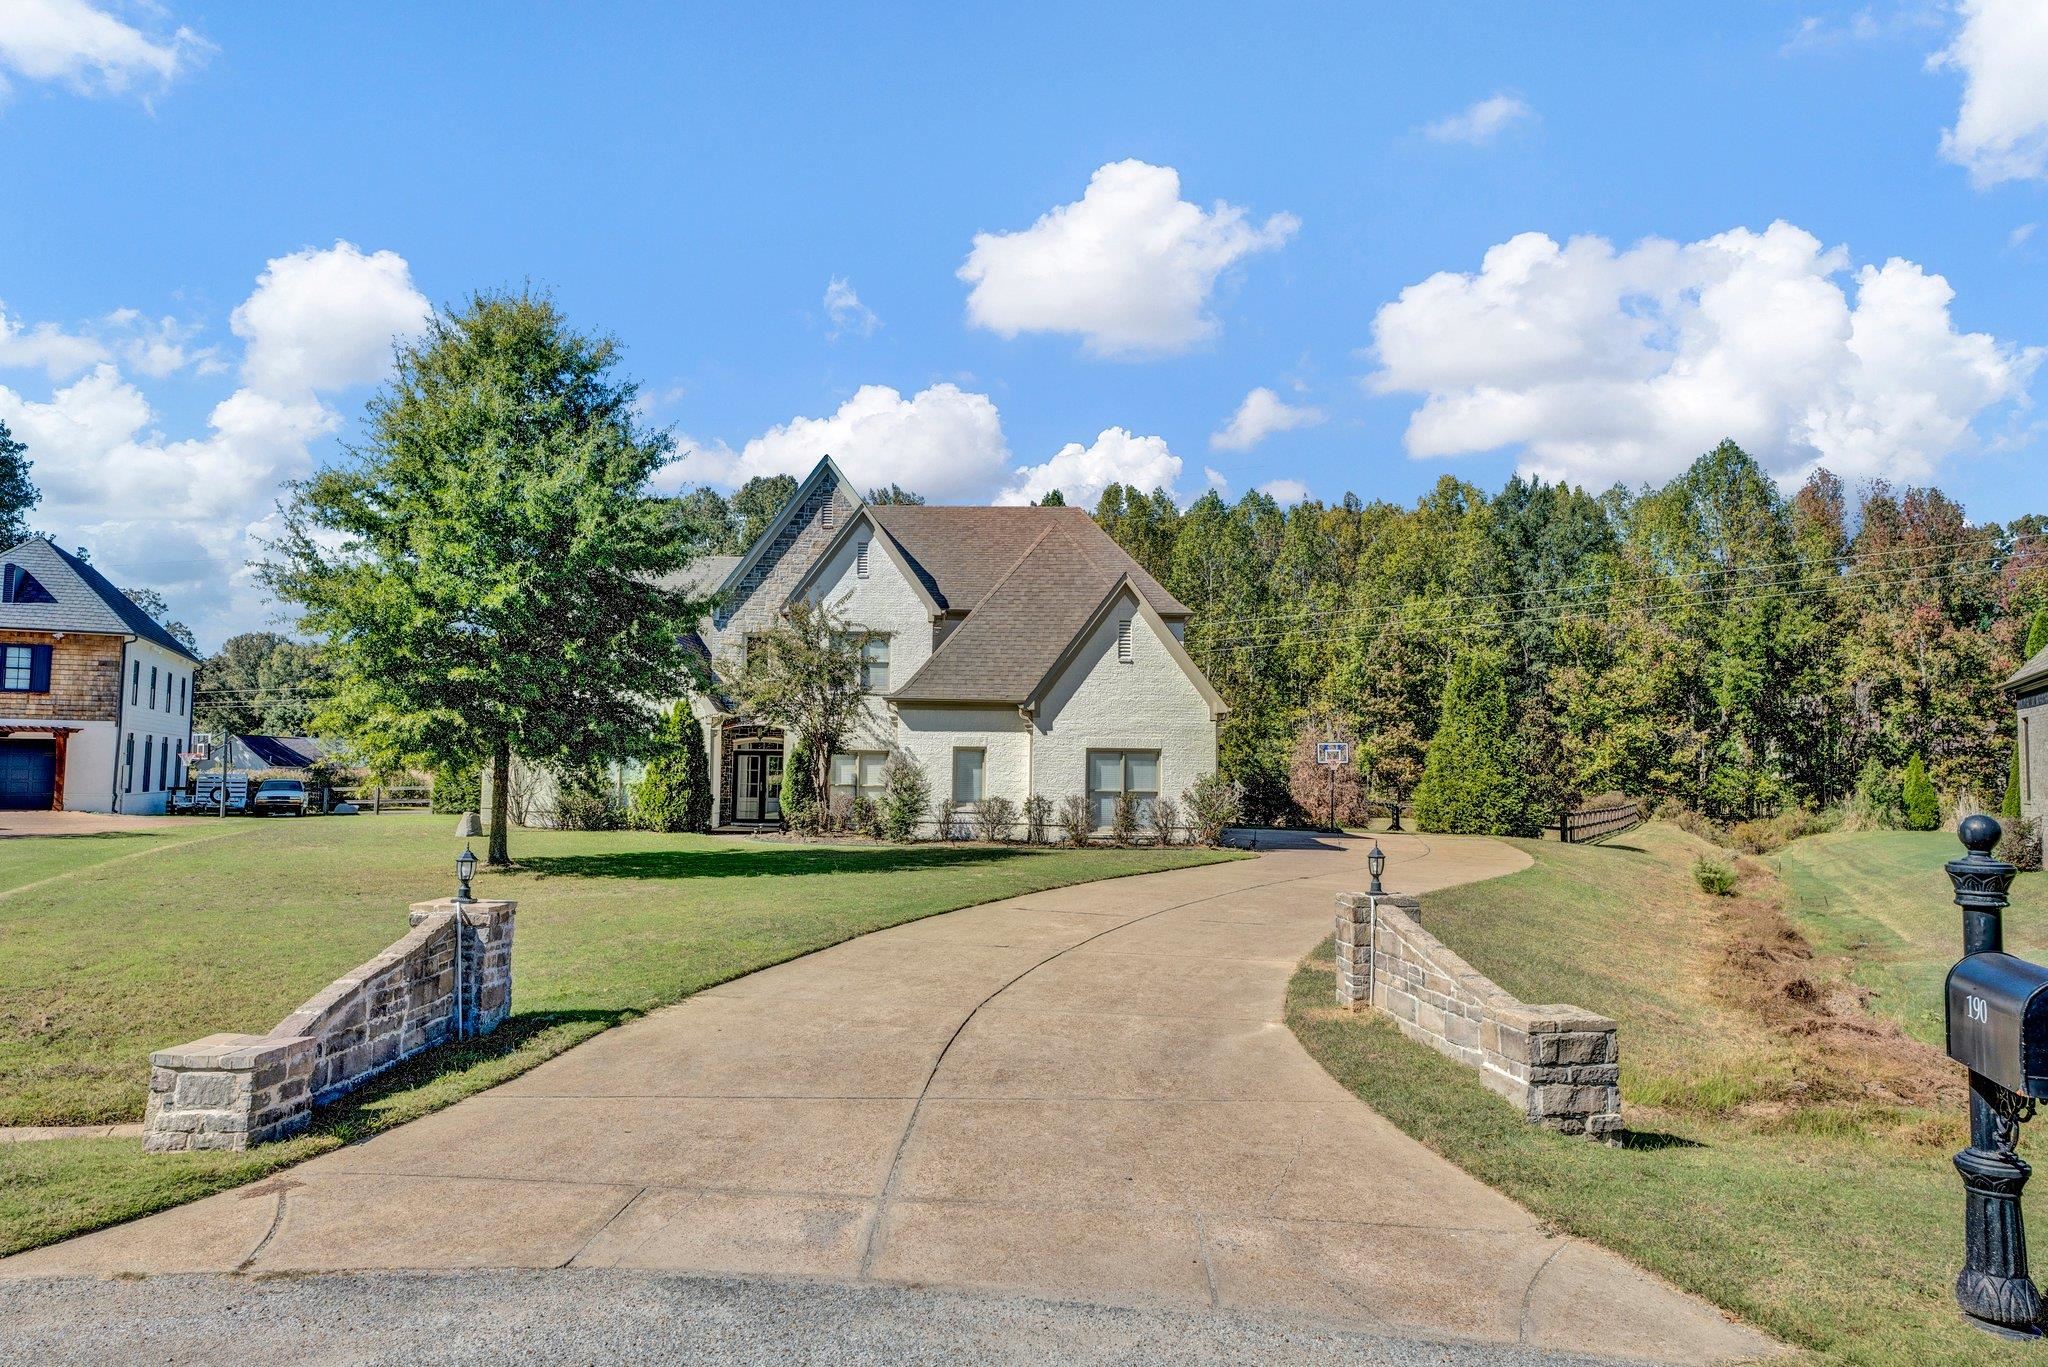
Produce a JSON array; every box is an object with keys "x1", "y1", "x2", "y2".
[{"x1": 1, "y1": 564, "x2": 54, "y2": 604}]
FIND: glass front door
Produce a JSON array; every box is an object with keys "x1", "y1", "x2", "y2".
[{"x1": 735, "y1": 749, "x2": 785, "y2": 823}]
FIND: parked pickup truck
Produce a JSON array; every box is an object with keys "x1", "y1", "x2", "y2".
[{"x1": 250, "y1": 777, "x2": 311, "y2": 817}]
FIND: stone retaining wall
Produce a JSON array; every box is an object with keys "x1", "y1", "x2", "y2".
[
  {"x1": 1335, "y1": 892, "x2": 1621, "y2": 1138},
  {"x1": 143, "y1": 897, "x2": 516, "y2": 1153}
]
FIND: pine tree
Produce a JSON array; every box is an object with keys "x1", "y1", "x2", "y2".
[
  {"x1": 1413, "y1": 645, "x2": 1536, "y2": 836},
  {"x1": 2006, "y1": 744, "x2": 2025, "y2": 821},
  {"x1": 1902, "y1": 753, "x2": 1940, "y2": 831},
  {"x1": 632, "y1": 703, "x2": 710, "y2": 832}
]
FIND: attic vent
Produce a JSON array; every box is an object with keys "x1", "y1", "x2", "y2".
[
  {"x1": 1117, "y1": 618, "x2": 1133, "y2": 664},
  {"x1": 856, "y1": 540, "x2": 870, "y2": 579},
  {"x1": 1, "y1": 565, "x2": 53, "y2": 605},
  {"x1": 821, "y1": 504, "x2": 835, "y2": 530}
]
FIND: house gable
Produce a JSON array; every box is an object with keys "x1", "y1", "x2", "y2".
[{"x1": 701, "y1": 458, "x2": 860, "y2": 656}]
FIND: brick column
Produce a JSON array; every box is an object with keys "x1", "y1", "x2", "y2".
[
  {"x1": 409, "y1": 898, "x2": 517, "y2": 1037},
  {"x1": 143, "y1": 1034, "x2": 316, "y2": 1152}
]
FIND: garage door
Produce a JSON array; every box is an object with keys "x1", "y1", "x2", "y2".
[{"x1": 0, "y1": 739, "x2": 56, "y2": 810}]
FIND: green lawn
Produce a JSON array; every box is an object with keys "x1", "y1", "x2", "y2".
[
  {"x1": 1772, "y1": 830, "x2": 2048, "y2": 1046},
  {"x1": 0, "y1": 814, "x2": 1235, "y2": 1255},
  {"x1": 1288, "y1": 822, "x2": 2036, "y2": 1366}
]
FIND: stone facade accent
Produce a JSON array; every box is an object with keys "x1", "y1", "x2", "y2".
[
  {"x1": 143, "y1": 898, "x2": 516, "y2": 1152},
  {"x1": 1335, "y1": 892, "x2": 1622, "y2": 1138},
  {"x1": 0, "y1": 629, "x2": 121, "y2": 721}
]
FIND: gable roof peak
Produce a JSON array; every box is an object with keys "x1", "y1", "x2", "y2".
[{"x1": 0, "y1": 538, "x2": 201, "y2": 662}]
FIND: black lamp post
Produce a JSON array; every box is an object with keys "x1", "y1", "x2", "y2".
[
  {"x1": 1367, "y1": 841, "x2": 1387, "y2": 897},
  {"x1": 454, "y1": 811, "x2": 482, "y2": 904},
  {"x1": 1948, "y1": 813, "x2": 2039, "y2": 1338}
]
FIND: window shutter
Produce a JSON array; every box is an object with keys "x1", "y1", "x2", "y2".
[
  {"x1": 28, "y1": 645, "x2": 50, "y2": 693},
  {"x1": 1117, "y1": 618, "x2": 1133, "y2": 664},
  {"x1": 856, "y1": 540, "x2": 869, "y2": 579}
]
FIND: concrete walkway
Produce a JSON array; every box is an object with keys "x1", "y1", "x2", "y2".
[{"x1": 0, "y1": 833, "x2": 1775, "y2": 1363}]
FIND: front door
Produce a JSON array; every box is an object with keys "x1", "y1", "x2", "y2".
[{"x1": 735, "y1": 750, "x2": 786, "y2": 824}]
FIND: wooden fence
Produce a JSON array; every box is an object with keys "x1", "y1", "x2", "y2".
[{"x1": 1555, "y1": 797, "x2": 1642, "y2": 844}]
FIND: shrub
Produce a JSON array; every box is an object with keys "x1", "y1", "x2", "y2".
[
  {"x1": 879, "y1": 753, "x2": 930, "y2": 842},
  {"x1": 1847, "y1": 758, "x2": 1902, "y2": 831},
  {"x1": 553, "y1": 769, "x2": 625, "y2": 831},
  {"x1": 1658, "y1": 800, "x2": 1724, "y2": 845},
  {"x1": 976, "y1": 794, "x2": 1016, "y2": 842},
  {"x1": 1182, "y1": 771, "x2": 1243, "y2": 846},
  {"x1": 1286, "y1": 721, "x2": 1368, "y2": 828},
  {"x1": 781, "y1": 736, "x2": 816, "y2": 832},
  {"x1": 931, "y1": 799, "x2": 968, "y2": 840},
  {"x1": 2006, "y1": 745, "x2": 2025, "y2": 821},
  {"x1": 430, "y1": 761, "x2": 482, "y2": 815},
  {"x1": 1725, "y1": 807, "x2": 1836, "y2": 855},
  {"x1": 1058, "y1": 794, "x2": 1092, "y2": 847},
  {"x1": 1692, "y1": 856, "x2": 1738, "y2": 897},
  {"x1": 1412, "y1": 645, "x2": 1537, "y2": 836},
  {"x1": 1902, "y1": 753, "x2": 1939, "y2": 831},
  {"x1": 846, "y1": 793, "x2": 881, "y2": 838},
  {"x1": 631, "y1": 704, "x2": 710, "y2": 833},
  {"x1": 1022, "y1": 793, "x2": 1052, "y2": 845},
  {"x1": 1150, "y1": 795, "x2": 1181, "y2": 846},
  {"x1": 1110, "y1": 792, "x2": 1142, "y2": 847},
  {"x1": 2000, "y1": 816, "x2": 2044, "y2": 873}
]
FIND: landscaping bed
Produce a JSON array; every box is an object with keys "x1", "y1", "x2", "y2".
[
  {"x1": 1287, "y1": 821, "x2": 2040, "y2": 1366},
  {"x1": 0, "y1": 813, "x2": 1237, "y2": 1255}
]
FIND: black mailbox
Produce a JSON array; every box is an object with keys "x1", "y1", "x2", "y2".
[{"x1": 1947, "y1": 952, "x2": 2048, "y2": 1098}]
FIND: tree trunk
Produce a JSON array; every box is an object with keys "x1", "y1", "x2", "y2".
[{"x1": 488, "y1": 741, "x2": 512, "y2": 867}]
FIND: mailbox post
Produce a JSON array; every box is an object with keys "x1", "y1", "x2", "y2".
[{"x1": 1946, "y1": 813, "x2": 2040, "y2": 1338}]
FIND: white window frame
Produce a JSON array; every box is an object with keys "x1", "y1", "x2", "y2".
[
  {"x1": 829, "y1": 750, "x2": 888, "y2": 805},
  {"x1": 951, "y1": 747, "x2": 985, "y2": 811},
  {"x1": 860, "y1": 634, "x2": 889, "y2": 691}
]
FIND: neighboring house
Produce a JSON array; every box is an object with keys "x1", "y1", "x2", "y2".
[
  {"x1": 232, "y1": 735, "x2": 333, "y2": 771},
  {"x1": 2012, "y1": 644, "x2": 2048, "y2": 824},
  {"x1": 679, "y1": 456, "x2": 1225, "y2": 831},
  {"x1": 0, "y1": 538, "x2": 199, "y2": 814}
]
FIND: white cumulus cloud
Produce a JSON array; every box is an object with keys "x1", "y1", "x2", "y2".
[
  {"x1": 0, "y1": 308, "x2": 107, "y2": 378},
  {"x1": 1255, "y1": 478, "x2": 1311, "y2": 505},
  {"x1": 666, "y1": 383, "x2": 1009, "y2": 503},
  {"x1": 822, "y1": 277, "x2": 879, "y2": 339},
  {"x1": 1368, "y1": 220, "x2": 2037, "y2": 488},
  {"x1": 958, "y1": 160, "x2": 1298, "y2": 359},
  {"x1": 1933, "y1": 0, "x2": 2048, "y2": 186},
  {"x1": 0, "y1": 0, "x2": 207, "y2": 100},
  {"x1": 996, "y1": 427, "x2": 1182, "y2": 507},
  {"x1": 1423, "y1": 93, "x2": 1534, "y2": 145},
  {"x1": 0, "y1": 242, "x2": 430, "y2": 646},
  {"x1": 1210, "y1": 386, "x2": 1326, "y2": 452}
]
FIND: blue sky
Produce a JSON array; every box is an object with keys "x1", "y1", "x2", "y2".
[{"x1": 2, "y1": 1, "x2": 2045, "y2": 646}]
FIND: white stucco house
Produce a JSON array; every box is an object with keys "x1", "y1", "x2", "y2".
[
  {"x1": 0, "y1": 538, "x2": 199, "y2": 814},
  {"x1": 674, "y1": 456, "x2": 1225, "y2": 832}
]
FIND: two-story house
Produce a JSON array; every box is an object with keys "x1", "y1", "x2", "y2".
[
  {"x1": 681, "y1": 456, "x2": 1226, "y2": 831},
  {"x1": 0, "y1": 538, "x2": 200, "y2": 814}
]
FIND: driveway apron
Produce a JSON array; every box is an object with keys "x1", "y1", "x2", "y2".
[{"x1": 1, "y1": 832, "x2": 1776, "y2": 1363}]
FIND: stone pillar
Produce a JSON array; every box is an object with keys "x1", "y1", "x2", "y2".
[
  {"x1": 1334, "y1": 892, "x2": 1420, "y2": 1011},
  {"x1": 142, "y1": 1033, "x2": 316, "y2": 1153},
  {"x1": 410, "y1": 898, "x2": 517, "y2": 1037}
]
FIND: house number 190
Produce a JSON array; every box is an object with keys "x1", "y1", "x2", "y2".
[{"x1": 1967, "y1": 995, "x2": 1990, "y2": 1024}]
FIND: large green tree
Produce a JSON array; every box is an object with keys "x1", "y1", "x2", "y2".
[
  {"x1": 0, "y1": 420, "x2": 39, "y2": 546},
  {"x1": 1413, "y1": 645, "x2": 1537, "y2": 836},
  {"x1": 262, "y1": 290, "x2": 706, "y2": 865},
  {"x1": 194, "y1": 632, "x2": 329, "y2": 734}
]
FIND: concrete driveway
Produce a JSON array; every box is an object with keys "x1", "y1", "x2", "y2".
[{"x1": 1, "y1": 832, "x2": 1774, "y2": 1363}]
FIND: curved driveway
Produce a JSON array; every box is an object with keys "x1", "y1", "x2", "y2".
[{"x1": 2, "y1": 832, "x2": 1773, "y2": 1363}]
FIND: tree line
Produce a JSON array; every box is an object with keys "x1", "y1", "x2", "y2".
[{"x1": 1088, "y1": 440, "x2": 2045, "y2": 832}]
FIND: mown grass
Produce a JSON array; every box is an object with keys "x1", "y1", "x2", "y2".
[
  {"x1": 1287, "y1": 821, "x2": 2039, "y2": 1366},
  {"x1": 0, "y1": 814, "x2": 1237, "y2": 1255},
  {"x1": 1772, "y1": 830, "x2": 2048, "y2": 1046}
]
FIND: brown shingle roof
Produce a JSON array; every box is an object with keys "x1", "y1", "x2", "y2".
[
  {"x1": 887, "y1": 515, "x2": 1184, "y2": 706},
  {"x1": 866, "y1": 505, "x2": 1187, "y2": 617}
]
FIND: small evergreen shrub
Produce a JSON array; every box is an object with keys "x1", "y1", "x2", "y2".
[
  {"x1": 2006, "y1": 745, "x2": 2025, "y2": 821},
  {"x1": 1849, "y1": 758, "x2": 1903, "y2": 831},
  {"x1": 1182, "y1": 772, "x2": 1243, "y2": 846},
  {"x1": 1058, "y1": 794, "x2": 1092, "y2": 847},
  {"x1": 1022, "y1": 793, "x2": 1052, "y2": 845},
  {"x1": 431, "y1": 762, "x2": 482, "y2": 815},
  {"x1": 780, "y1": 737, "x2": 816, "y2": 832},
  {"x1": 2000, "y1": 816, "x2": 2044, "y2": 873},
  {"x1": 631, "y1": 704, "x2": 710, "y2": 832},
  {"x1": 846, "y1": 793, "x2": 881, "y2": 837},
  {"x1": 553, "y1": 769, "x2": 625, "y2": 831},
  {"x1": 1150, "y1": 795, "x2": 1181, "y2": 846},
  {"x1": 879, "y1": 753, "x2": 929, "y2": 842},
  {"x1": 976, "y1": 795, "x2": 1016, "y2": 842},
  {"x1": 1692, "y1": 856, "x2": 1738, "y2": 897},
  {"x1": 1901, "y1": 753, "x2": 1940, "y2": 832},
  {"x1": 1110, "y1": 792, "x2": 1142, "y2": 847}
]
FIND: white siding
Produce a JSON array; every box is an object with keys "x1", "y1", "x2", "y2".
[
  {"x1": 800, "y1": 526, "x2": 933, "y2": 754},
  {"x1": 115, "y1": 638, "x2": 196, "y2": 815},
  {"x1": 894, "y1": 704, "x2": 1029, "y2": 809},
  {"x1": 1030, "y1": 588, "x2": 1217, "y2": 814}
]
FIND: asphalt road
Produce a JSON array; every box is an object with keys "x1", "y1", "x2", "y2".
[{"x1": 0, "y1": 1269, "x2": 1660, "y2": 1366}]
